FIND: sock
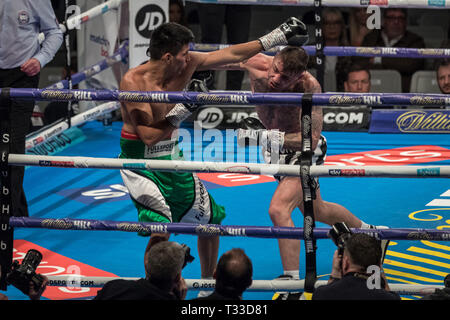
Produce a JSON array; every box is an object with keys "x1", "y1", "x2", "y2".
[
  {"x1": 284, "y1": 270, "x2": 300, "y2": 280},
  {"x1": 360, "y1": 221, "x2": 371, "y2": 229}
]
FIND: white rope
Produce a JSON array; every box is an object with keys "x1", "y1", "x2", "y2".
[
  {"x1": 7, "y1": 154, "x2": 450, "y2": 178},
  {"x1": 25, "y1": 102, "x2": 120, "y2": 150},
  {"x1": 38, "y1": 0, "x2": 126, "y2": 43},
  {"x1": 187, "y1": 0, "x2": 450, "y2": 9},
  {"x1": 45, "y1": 275, "x2": 443, "y2": 295}
]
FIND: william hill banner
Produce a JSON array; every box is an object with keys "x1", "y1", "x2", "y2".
[{"x1": 370, "y1": 109, "x2": 450, "y2": 133}]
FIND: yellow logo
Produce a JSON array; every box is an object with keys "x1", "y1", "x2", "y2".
[{"x1": 396, "y1": 111, "x2": 450, "y2": 133}]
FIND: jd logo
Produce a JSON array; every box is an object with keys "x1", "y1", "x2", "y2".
[
  {"x1": 197, "y1": 107, "x2": 224, "y2": 129},
  {"x1": 135, "y1": 4, "x2": 167, "y2": 38}
]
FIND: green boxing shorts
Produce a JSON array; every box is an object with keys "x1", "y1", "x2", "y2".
[{"x1": 119, "y1": 131, "x2": 226, "y2": 235}]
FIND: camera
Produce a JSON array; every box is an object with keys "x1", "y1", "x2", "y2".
[
  {"x1": 180, "y1": 244, "x2": 195, "y2": 269},
  {"x1": 329, "y1": 222, "x2": 353, "y2": 254},
  {"x1": 147, "y1": 236, "x2": 194, "y2": 269},
  {"x1": 6, "y1": 249, "x2": 46, "y2": 295}
]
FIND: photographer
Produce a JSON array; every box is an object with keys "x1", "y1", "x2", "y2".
[
  {"x1": 94, "y1": 238, "x2": 192, "y2": 300},
  {"x1": 1, "y1": 249, "x2": 49, "y2": 300},
  {"x1": 313, "y1": 227, "x2": 400, "y2": 300},
  {"x1": 421, "y1": 274, "x2": 450, "y2": 300}
]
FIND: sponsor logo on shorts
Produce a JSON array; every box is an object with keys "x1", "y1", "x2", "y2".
[{"x1": 144, "y1": 140, "x2": 175, "y2": 158}]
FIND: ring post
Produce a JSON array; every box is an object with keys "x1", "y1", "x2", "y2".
[
  {"x1": 314, "y1": 0, "x2": 325, "y2": 91},
  {"x1": 0, "y1": 88, "x2": 14, "y2": 291},
  {"x1": 300, "y1": 93, "x2": 317, "y2": 299}
]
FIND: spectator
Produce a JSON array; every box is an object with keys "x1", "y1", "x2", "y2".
[
  {"x1": 436, "y1": 58, "x2": 450, "y2": 95},
  {"x1": 309, "y1": 8, "x2": 352, "y2": 91},
  {"x1": 169, "y1": 0, "x2": 213, "y2": 86},
  {"x1": 196, "y1": 3, "x2": 252, "y2": 90},
  {"x1": 193, "y1": 248, "x2": 253, "y2": 300},
  {"x1": 344, "y1": 63, "x2": 371, "y2": 93},
  {"x1": 0, "y1": 1, "x2": 63, "y2": 217},
  {"x1": 169, "y1": 0, "x2": 188, "y2": 27},
  {"x1": 352, "y1": 8, "x2": 425, "y2": 93},
  {"x1": 312, "y1": 233, "x2": 400, "y2": 300},
  {"x1": 94, "y1": 239, "x2": 189, "y2": 300},
  {"x1": 348, "y1": 7, "x2": 371, "y2": 47}
]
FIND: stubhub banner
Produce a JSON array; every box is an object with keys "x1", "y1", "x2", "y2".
[{"x1": 370, "y1": 109, "x2": 450, "y2": 133}]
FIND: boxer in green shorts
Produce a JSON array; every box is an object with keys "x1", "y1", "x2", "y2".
[{"x1": 118, "y1": 20, "x2": 308, "y2": 288}]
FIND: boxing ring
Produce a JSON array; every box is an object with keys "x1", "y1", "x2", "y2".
[{"x1": 1, "y1": 0, "x2": 450, "y2": 301}]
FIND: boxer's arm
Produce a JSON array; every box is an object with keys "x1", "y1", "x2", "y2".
[
  {"x1": 120, "y1": 77, "x2": 175, "y2": 146},
  {"x1": 194, "y1": 17, "x2": 308, "y2": 71},
  {"x1": 211, "y1": 53, "x2": 272, "y2": 72},
  {"x1": 193, "y1": 41, "x2": 264, "y2": 71}
]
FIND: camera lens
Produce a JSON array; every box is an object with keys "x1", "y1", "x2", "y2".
[{"x1": 22, "y1": 249, "x2": 43, "y2": 271}]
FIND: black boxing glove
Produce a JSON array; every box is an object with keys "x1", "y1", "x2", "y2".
[
  {"x1": 166, "y1": 79, "x2": 209, "y2": 127},
  {"x1": 240, "y1": 116, "x2": 266, "y2": 130},
  {"x1": 258, "y1": 17, "x2": 309, "y2": 51}
]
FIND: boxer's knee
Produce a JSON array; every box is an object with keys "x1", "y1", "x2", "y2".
[{"x1": 268, "y1": 203, "x2": 292, "y2": 226}]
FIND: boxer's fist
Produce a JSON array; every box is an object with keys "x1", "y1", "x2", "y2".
[
  {"x1": 240, "y1": 116, "x2": 266, "y2": 130},
  {"x1": 184, "y1": 79, "x2": 209, "y2": 112},
  {"x1": 166, "y1": 78, "x2": 209, "y2": 127},
  {"x1": 259, "y1": 17, "x2": 309, "y2": 51}
]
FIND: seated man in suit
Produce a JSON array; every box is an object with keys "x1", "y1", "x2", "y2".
[{"x1": 352, "y1": 8, "x2": 425, "y2": 93}]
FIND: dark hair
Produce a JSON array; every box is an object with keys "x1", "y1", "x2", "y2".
[
  {"x1": 215, "y1": 248, "x2": 253, "y2": 297},
  {"x1": 147, "y1": 22, "x2": 194, "y2": 60},
  {"x1": 345, "y1": 63, "x2": 371, "y2": 82},
  {"x1": 436, "y1": 58, "x2": 450, "y2": 71},
  {"x1": 383, "y1": 8, "x2": 407, "y2": 18},
  {"x1": 276, "y1": 46, "x2": 309, "y2": 75},
  {"x1": 344, "y1": 233, "x2": 382, "y2": 270},
  {"x1": 169, "y1": 0, "x2": 188, "y2": 26}
]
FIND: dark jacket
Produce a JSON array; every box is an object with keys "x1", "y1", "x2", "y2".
[
  {"x1": 421, "y1": 288, "x2": 450, "y2": 300},
  {"x1": 312, "y1": 272, "x2": 401, "y2": 300},
  {"x1": 352, "y1": 29, "x2": 426, "y2": 92},
  {"x1": 93, "y1": 278, "x2": 178, "y2": 300}
]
